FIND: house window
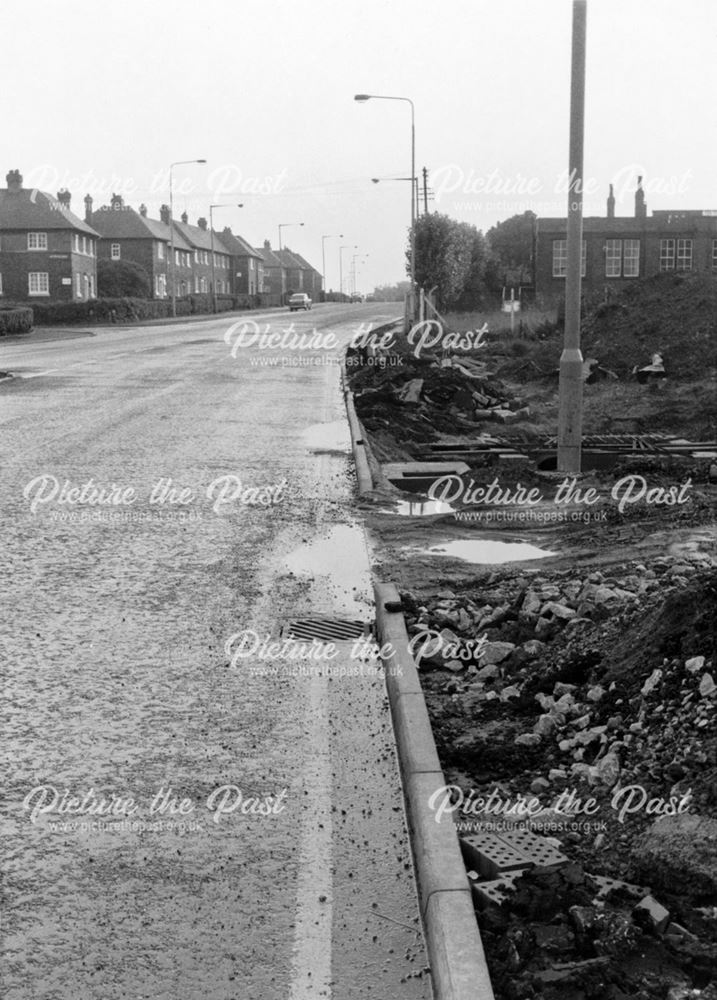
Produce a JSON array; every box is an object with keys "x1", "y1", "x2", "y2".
[
  {"x1": 76, "y1": 273, "x2": 82, "y2": 297},
  {"x1": 28, "y1": 232, "x2": 48, "y2": 250},
  {"x1": 0, "y1": 273, "x2": 3, "y2": 295},
  {"x1": 660, "y1": 239, "x2": 675, "y2": 271},
  {"x1": 552, "y1": 239, "x2": 586, "y2": 278},
  {"x1": 605, "y1": 239, "x2": 621, "y2": 277},
  {"x1": 175, "y1": 250, "x2": 180, "y2": 266},
  {"x1": 89, "y1": 240, "x2": 94, "y2": 257},
  {"x1": 28, "y1": 272, "x2": 50, "y2": 295},
  {"x1": 111, "y1": 243, "x2": 121, "y2": 260},
  {"x1": 249, "y1": 259, "x2": 254, "y2": 271},
  {"x1": 82, "y1": 236, "x2": 88, "y2": 255},
  {"x1": 158, "y1": 242, "x2": 165, "y2": 260},
  {"x1": 676, "y1": 239, "x2": 692, "y2": 271},
  {"x1": 623, "y1": 239, "x2": 640, "y2": 277},
  {"x1": 88, "y1": 274, "x2": 95, "y2": 298},
  {"x1": 712, "y1": 240, "x2": 717, "y2": 270}
]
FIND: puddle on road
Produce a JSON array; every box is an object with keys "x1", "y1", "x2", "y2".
[
  {"x1": 284, "y1": 523, "x2": 367, "y2": 578},
  {"x1": 301, "y1": 421, "x2": 351, "y2": 454},
  {"x1": 376, "y1": 500, "x2": 455, "y2": 516},
  {"x1": 419, "y1": 538, "x2": 556, "y2": 564}
]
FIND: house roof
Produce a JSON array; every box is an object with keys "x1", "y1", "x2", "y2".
[
  {"x1": 285, "y1": 249, "x2": 320, "y2": 274},
  {"x1": 89, "y1": 203, "x2": 194, "y2": 251},
  {"x1": 275, "y1": 248, "x2": 306, "y2": 270},
  {"x1": 255, "y1": 245, "x2": 284, "y2": 268},
  {"x1": 220, "y1": 228, "x2": 262, "y2": 259},
  {"x1": 172, "y1": 220, "x2": 233, "y2": 256},
  {"x1": 0, "y1": 187, "x2": 99, "y2": 235}
]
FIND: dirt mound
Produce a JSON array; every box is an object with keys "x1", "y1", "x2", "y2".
[{"x1": 581, "y1": 273, "x2": 717, "y2": 380}]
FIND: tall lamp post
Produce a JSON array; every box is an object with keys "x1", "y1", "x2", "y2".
[
  {"x1": 339, "y1": 244, "x2": 357, "y2": 299},
  {"x1": 355, "y1": 94, "x2": 415, "y2": 312},
  {"x1": 321, "y1": 233, "x2": 343, "y2": 300},
  {"x1": 169, "y1": 158, "x2": 206, "y2": 318},
  {"x1": 209, "y1": 203, "x2": 243, "y2": 314},
  {"x1": 278, "y1": 221, "x2": 304, "y2": 251},
  {"x1": 557, "y1": 0, "x2": 587, "y2": 473},
  {"x1": 351, "y1": 254, "x2": 368, "y2": 296}
]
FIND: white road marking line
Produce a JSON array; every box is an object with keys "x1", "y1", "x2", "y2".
[{"x1": 288, "y1": 671, "x2": 333, "y2": 999}]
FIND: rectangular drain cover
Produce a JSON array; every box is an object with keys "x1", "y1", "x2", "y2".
[{"x1": 283, "y1": 619, "x2": 373, "y2": 642}]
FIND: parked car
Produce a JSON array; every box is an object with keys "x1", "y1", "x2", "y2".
[{"x1": 288, "y1": 293, "x2": 312, "y2": 311}]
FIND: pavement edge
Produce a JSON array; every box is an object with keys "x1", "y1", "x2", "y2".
[{"x1": 374, "y1": 582, "x2": 496, "y2": 1000}]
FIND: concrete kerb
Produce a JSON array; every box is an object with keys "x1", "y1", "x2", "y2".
[
  {"x1": 374, "y1": 581, "x2": 496, "y2": 1000},
  {"x1": 341, "y1": 317, "x2": 403, "y2": 498}
]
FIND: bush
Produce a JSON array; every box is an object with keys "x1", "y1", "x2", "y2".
[
  {"x1": 97, "y1": 259, "x2": 151, "y2": 298},
  {"x1": 0, "y1": 306, "x2": 33, "y2": 335},
  {"x1": 29, "y1": 293, "x2": 257, "y2": 326}
]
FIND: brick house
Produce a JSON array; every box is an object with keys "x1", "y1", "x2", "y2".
[
  {"x1": 275, "y1": 248, "x2": 305, "y2": 298},
  {"x1": 0, "y1": 169, "x2": 99, "y2": 303},
  {"x1": 255, "y1": 240, "x2": 286, "y2": 306},
  {"x1": 219, "y1": 227, "x2": 264, "y2": 302},
  {"x1": 172, "y1": 214, "x2": 233, "y2": 296},
  {"x1": 283, "y1": 248, "x2": 323, "y2": 301},
  {"x1": 536, "y1": 178, "x2": 717, "y2": 304},
  {"x1": 87, "y1": 193, "x2": 175, "y2": 299}
]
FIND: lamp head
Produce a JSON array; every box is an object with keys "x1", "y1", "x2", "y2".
[{"x1": 354, "y1": 94, "x2": 371, "y2": 102}]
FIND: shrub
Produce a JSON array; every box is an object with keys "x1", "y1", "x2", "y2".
[
  {"x1": 97, "y1": 259, "x2": 151, "y2": 298},
  {"x1": 0, "y1": 306, "x2": 33, "y2": 335}
]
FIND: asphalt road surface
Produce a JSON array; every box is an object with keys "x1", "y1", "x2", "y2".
[{"x1": 1, "y1": 304, "x2": 432, "y2": 1000}]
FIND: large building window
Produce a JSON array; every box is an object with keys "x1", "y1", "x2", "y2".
[
  {"x1": 76, "y1": 273, "x2": 83, "y2": 297},
  {"x1": 676, "y1": 239, "x2": 693, "y2": 271},
  {"x1": 28, "y1": 232, "x2": 48, "y2": 250},
  {"x1": 660, "y1": 239, "x2": 675, "y2": 271},
  {"x1": 552, "y1": 239, "x2": 586, "y2": 278},
  {"x1": 28, "y1": 272, "x2": 50, "y2": 296},
  {"x1": 157, "y1": 242, "x2": 165, "y2": 260},
  {"x1": 605, "y1": 240, "x2": 621, "y2": 277},
  {"x1": 111, "y1": 243, "x2": 121, "y2": 260},
  {"x1": 623, "y1": 239, "x2": 640, "y2": 277}
]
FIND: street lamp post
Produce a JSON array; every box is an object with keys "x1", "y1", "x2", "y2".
[
  {"x1": 278, "y1": 222, "x2": 304, "y2": 251},
  {"x1": 321, "y1": 233, "x2": 343, "y2": 300},
  {"x1": 351, "y1": 254, "x2": 368, "y2": 296},
  {"x1": 209, "y1": 203, "x2": 243, "y2": 314},
  {"x1": 355, "y1": 94, "x2": 415, "y2": 315},
  {"x1": 339, "y1": 244, "x2": 357, "y2": 299},
  {"x1": 169, "y1": 159, "x2": 206, "y2": 318}
]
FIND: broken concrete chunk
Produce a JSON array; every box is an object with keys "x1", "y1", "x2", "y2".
[
  {"x1": 641, "y1": 668, "x2": 663, "y2": 697},
  {"x1": 685, "y1": 655, "x2": 705, "y2": 673},
  {"x1": 699, "y1": 673, "x2": 716, "y2": 697},
  {"x1": 633, "y1": 894, "x2": 670, "y2": 934}
]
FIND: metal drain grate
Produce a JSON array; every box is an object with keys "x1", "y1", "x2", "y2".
[{"x1": 283, "y1": 618, "x2": 373, "y2": 642}]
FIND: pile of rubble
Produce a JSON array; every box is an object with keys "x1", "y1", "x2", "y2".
[
  {"x1": 401, "y1": 558, "x2": 717, "y2": 997},
  {"x1": 348, "y1": 349, "x2": 532, "y2": 449}
]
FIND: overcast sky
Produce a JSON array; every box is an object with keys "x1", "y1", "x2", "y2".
[{"x1": 2, "y1": 0, "x2": 715, "y2": 292}]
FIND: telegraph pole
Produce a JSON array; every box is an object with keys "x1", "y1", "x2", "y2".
[
  {"x1": 557, "y1": 0, "x2": 587, "y2": 473},
  {"x1": 422, "y1": 166, "x2": 429, "y2": 215}
]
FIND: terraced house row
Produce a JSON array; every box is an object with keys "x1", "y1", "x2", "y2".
[{"x1": 0, "y1": 169, "x2": 323, "y2": 307}]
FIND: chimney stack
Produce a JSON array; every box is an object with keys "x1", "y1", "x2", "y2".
[
  {"x1": 160, "y1": 204, "x2": 171, "y2": 225},
  {"x1": 198, "y1": 217, "x2": 207, "y2": 230},
  {"x1": 84, "y1": 193, "x2": 93, "y2": 223},
  {"x1": 139, "y1": 203, "x2": 148, "y2": 217},
  {"x1": 264, "y1": 239, "x2": 271, "y2": 250},
  {"x1": 635, "y1": 176, "x2": 647, "y2": 219},
  {"x1": 607, "y1": 183, "x2": 615, "y2": 219},
  {"x1": 181, "y1": 211, "x2": 188, "y2": 224},
  {"x1": 57, "y1": 188, "x2": 72, "y2": 209},
  {"x1": 6, "y1": 169, "x2": 22, "y2": 192},
  {"x1": 110, "y1": 193, "x2": 124, "y2": 211}
]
